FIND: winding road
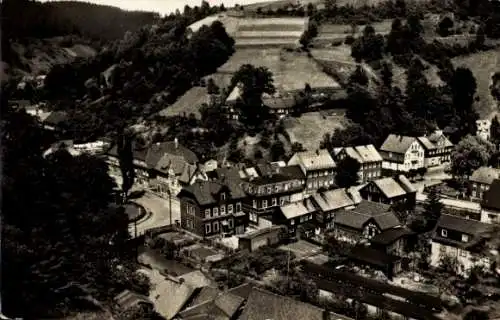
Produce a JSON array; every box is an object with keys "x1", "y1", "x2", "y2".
[{"x1": 129, "y1": 192, "x2": 181, "y2": 237}]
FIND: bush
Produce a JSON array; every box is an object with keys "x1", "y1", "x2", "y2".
[{"x1": 345, "y1": 35, "x2": 355, "y2": 45}]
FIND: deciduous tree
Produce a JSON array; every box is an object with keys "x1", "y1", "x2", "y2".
[{"x1": 335, "y1": 156, "x2": 361, "y2": 188}]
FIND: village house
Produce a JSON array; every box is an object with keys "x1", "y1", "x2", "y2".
[
  {"x1": 276, "y1": 197, "x2": 318, "y2": 238},
  {"x1": 417, "y1": 130, "x2": 454, "y2": 168},
  {"x1": 239, "y1": 163, "x2": 306, "y2": 225},
  {"x1": 333, "y1": 145, "x2": 383, "y2": 183},
  {"x1": 347, "y1": 244, "x2": 403, "y2": 280},
  {"x1": 311, "y1": 188, "x2": 360, "y2": 234},
  {"x1": 264, "y1": 96, "x2": 296, "y2": 118},
  {"x1": 332, "y1": 200, "x2": 402, "y2": 243},
  {"x1": 430, "y1": 214, "x2": 494, "y2": 275},
  {"x1": 238, "y1": 226, "x2": 285, "y2": 252},
  {"x1": 470, "y1": 167, "x2": 500, "y2": 201},
  {"x1": 107, "y1": 139, "x2": 202, "y2": 196},
  {"x1": 238, "y1": 287, "x2": 352, "y2": 320},
  {"x1": 480, "y1": 179, "x2": 500, "y2": 224},
  {"x1": 369, "y1": 227, "x2": 415, "y2": 257},
  {"x1": 379, "y1": 134, "x2": 425, "y2": 172},
  {"x1": 178, "y1": 180, "x2": 247, "y2": 238},
  {"x1": 476, "y1": 119, "x2": 491, "y2": 141},
  {"x1": 358, "y1": 175, "x2": 417, "y2": 210},
  {"x1": 287, "y1": 149, "x2": 337, "y2": 194}
]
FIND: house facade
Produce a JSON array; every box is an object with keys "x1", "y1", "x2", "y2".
[
  {"x1": 379, "y1": 135, "x2": 425, "y2": 172},
  {"x1": 358, "y1": 175, "x2": 417, "y2": 210},
  {"x1": 417, "y1": 130, "x2": 454, "y2": 168},
  {"x1": 470, "y1": 167, "x2": 500, "y2": 201},
  {"x1": 276, "y1": 198, "x2": 317, "y2": 238},
  {"x1": 287, "y1": 149, "x2": 337, "y2": 194},
  {"x1": 107, "y1": 139, "x2": 201, "y2": 196},
  {"x1": 480, "y1": 179, "x2": 500, "y2": 224},
  {"x1": 430, "y1": 214, "x2": 494, "y2": 275},
  {"x1": 476, "y1": 119, "x2": 491, "y2": 141},
  {"x1": 238, "y1": 226, "x2": 284, "y2": 252},
  {"x1": 240, "y1": 164, "x2": 306, "y2": 225},
  {"x1": 332, "y1": 200, "x2": 402, "y2": 244},
  {"x1": 178, "y1": 180, "x2": 247, "y2": 238},
  {"x1": 333, "y1": 145, "x2": 383, "y2": 183},
  {"x1": 311, "y1": 188, "x2": 359, "y2": 234}
]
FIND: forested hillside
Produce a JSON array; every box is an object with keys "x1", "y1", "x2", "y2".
[{"x1": 1, "y1": 0, "x2": 160, "y2": 76}]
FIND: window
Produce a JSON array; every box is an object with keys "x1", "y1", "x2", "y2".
[
  {"x1": 267, "y1": 186, "x2": 272, "y2": 193},
  {"x1": 459, "y1": 249, "x2": 467, "y2": 257},
  {"x1": 221, "y1": 205, "x2": 226, "y2": 215},
  {"x1": 205, "y1": 209, "x2": 211, "y2": 218},
  {"x1": 441, "y1": 229, "x2": 448, "y2": 237},
  {"x1": 263, "y1": 200, "x2": 268, "y2": 208},
  {"x1": 461, "y1": 234, "x2": 469, "y2": 242},
  {"x1": 213, "y1": 207, "x2": 219, "y2": 217},
  {"x1": 280, "y1": 198, "x2": 285, "y2": 206},
  {"x1": 285, "y1": 183, "x2": 289, "y2": 191},
  {"x1": 213, "y1": 221, "x2": 219, "y2": 233},
  {"x1": 440, "y1": 245, "x2": 446, "y2": 253},
  {"x1": 275, "y1": 185, "x2": 281, "y2": 192},
  {"x1": 205, "y1": 223, "x2": 211, "y2": 234},
  {"x1": 307, "y1": 183, "x2": 312, "y2": 189},
  {"x1": 290, "y1": 219, "x2": 295, "y2": 225},
  {"x1": 272, "y1": 198, "x2": 277, "y2": 206},
  {"x1": 228, "y1": 218, "x2": 233, "y2": 228},
  {"x1": 250, "y1": 212, "x2": 258, "y2": 222},
  {"x1": 228, "y1": 204, "x2": 234, "y2": 214},
  {"x1": 253, "y1": 200, "x2": 257, "y2": 209},
  {"x1": 221, "y1": 193, "x2": 226, "y2": 200}
]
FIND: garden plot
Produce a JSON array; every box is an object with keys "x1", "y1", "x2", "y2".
[
  {"x1": 157, "y1": 86, "x2": 208, "y2": 119},
  {"x1": 218, "y1": 49, "x2": 340, "y2": 94},
  {"x1": 284, "y1": 110, "x2": 347, "y2": 151},
  {"x1": 314, "y1": 20, "x2": 393, "y2": 45}
]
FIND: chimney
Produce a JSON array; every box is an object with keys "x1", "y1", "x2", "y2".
[{"x1": 174, "y1": 137, "x2": 179, "y2": 149}]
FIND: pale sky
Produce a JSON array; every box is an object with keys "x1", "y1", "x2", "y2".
[{"x1": 39, "y1": 0, "x2": 272, "y2": 16}]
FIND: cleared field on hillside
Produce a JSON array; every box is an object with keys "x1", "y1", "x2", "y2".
[
  {"x1": 238, "y1": 23, "x2": 305, "y2": 31},
  {"x1": 452, "y1": 50, "x2": 500, "y2": 119},
  {"x1": 284, "y1": 110, "x2": 347, "y2": 151},
  {"x1": 218, "y1": 49, "x2": 340, "y2": 93},
  {"x1": 314, "y1": 20, "x2": 392, "y2": 45},
  {"x1": 158, "y1": 86, "x2": 208, "y2": 119},
  {"x1": 392, "y1": 63, "x2": 443, "y2": 90}
]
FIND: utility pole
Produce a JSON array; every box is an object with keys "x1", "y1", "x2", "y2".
[
  {"x1": 168, "y1": 187, "x2": 172, "y2": 226},
  {"x1": 286, "y1": 249, "x2": 290, "y2": 282}
]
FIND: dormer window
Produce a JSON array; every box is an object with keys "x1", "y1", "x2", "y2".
[
  {"x1": 267, "y1": 186, "x2": 272, "y2": 193},
  {"x1": 461, "y1": 234, "x2": 469, "y2": 242},
  {"x1": 441, "y1": 229, "x2": 448, "y2": 237}
]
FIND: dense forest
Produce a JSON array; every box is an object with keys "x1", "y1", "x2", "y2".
[{"x1": 1, "y1": 0, "x2": 160, "y2": 41}]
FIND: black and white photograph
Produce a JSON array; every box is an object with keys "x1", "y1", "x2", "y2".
[{"x1": 2, "y1": 0, "x2": 500, "y2": 319}]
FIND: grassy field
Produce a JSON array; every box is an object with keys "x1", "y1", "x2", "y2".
[
  {"x1": 452, "y1": 50, "x2": 500, "y2": 119},
  {"x1": 218, "y1": 49, "x2": 339, "y2": 93},
  {"x1": 157, "y1": 86, "x2": 208, "y2": 119},
  {"x1": 284, "y1": 110, "x2": 347, "y2": 151}
]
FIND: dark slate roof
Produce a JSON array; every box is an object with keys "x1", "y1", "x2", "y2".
[
  {"x1": 482, "y1": 179, "x2": 500, "y2": 210},
  {"x1": 147, "y1": 141, "x2": 198, "y2": 166},
  {"x1": 114, "y1": 289, "x2": 152, "y2": 310},
  {"x1": 432, "y1": 214, "x2": 494, "y2": 250},
  {"x1": 280, "y1": 165, "x2": 306, "y2": 180},
  {"x1": 238, "y1": 287, "x2": 325, "y2": 320},
  {"x1": 348, "y1": 245, "x2": 401, "y2": 268},
  {"x1": 226, "y1": 283, "x2": 253, "y2": 300},
  {"x1": 179, "y1": 180, "x2": 246, "y2": 205},
  {"x1": 436, "y1": 214, "x2": 493, "y2": 235},
  {"x1": 334, "y1": 200, "x2": 400, "y2": 231},
  {"x1": 371, "y1": 227, "x2": 415, "y2": 246}
]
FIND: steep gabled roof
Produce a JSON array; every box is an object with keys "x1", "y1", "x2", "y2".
[
  {"x1": 238, "y1": 287, "x2": 325, "y2": 320},
  {"x1": 312, "y1": 188, "x2": 356, "y2": 212},
  {"x1": 179, "y1": 180, "x2": 246, "y2": 205},
  {"x1": 280, "y1": 198, "x2": 317, "y2": 220},
  {"x1": 334, "y1": 200, "x2": 400, "y2": 231},
  {"x1": 380, "y1": 135, "x2": 418, "y2": 154},
  {"x1": 288, "y1": 149, "x2": 336, "y2": 171},
  {"x1": 433, "y1": 214, "x2": 495, "y2": 250},
  {"x1": 147, "y1": 141, "x2": 198, "y2": 166},
  {"x1": 373, "y1": 178, "x2": 407, "y2": 198},
  {"x1": 471, "y1": 167, "x2": 500, "y2": 185}
]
